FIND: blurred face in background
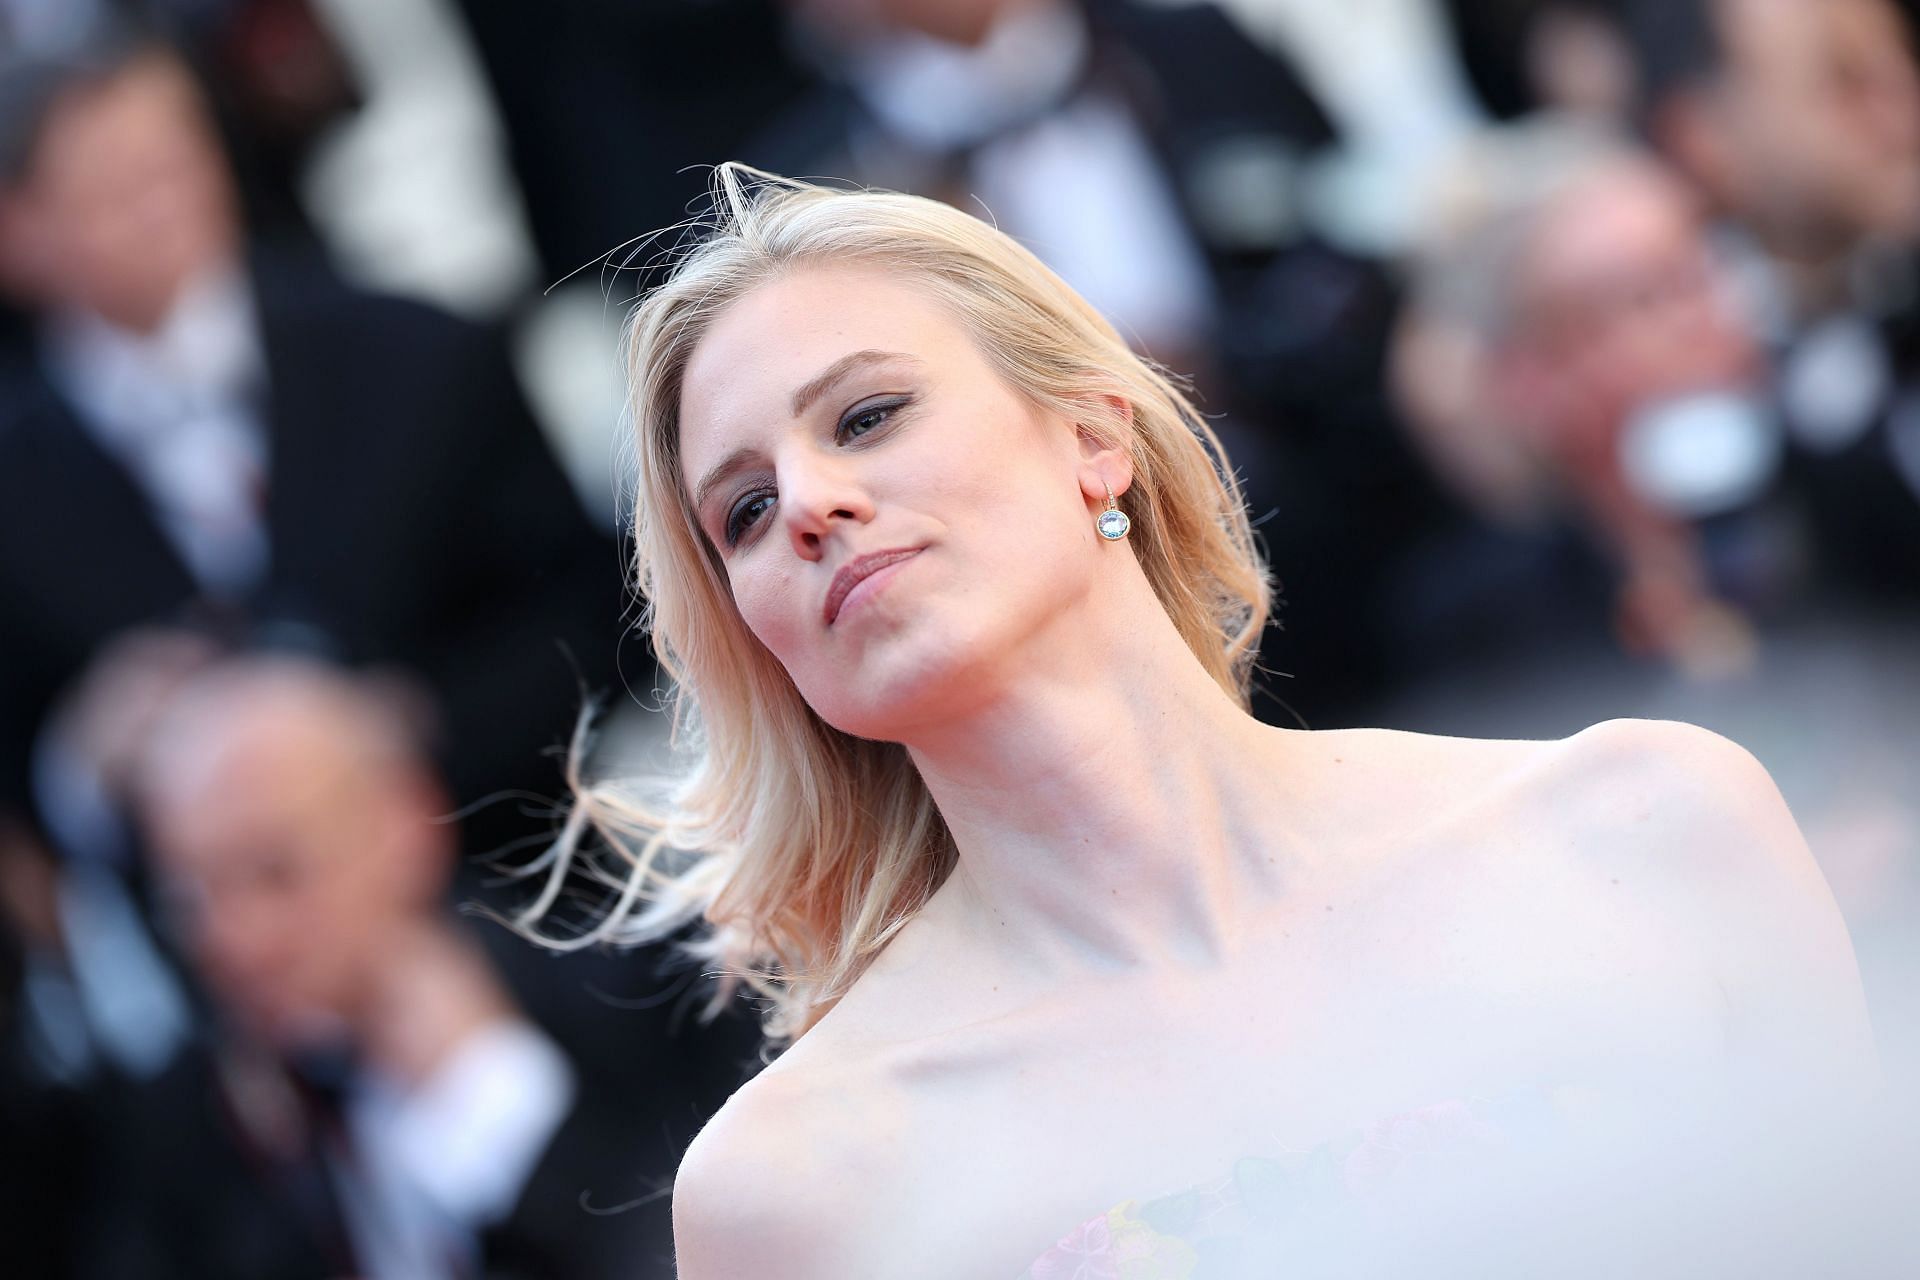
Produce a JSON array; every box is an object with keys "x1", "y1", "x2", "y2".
[
  {"x1": 1696, "y1": 0, "x2": 1920, "y2": 252},
  {"x1": 795, "y1": 0, "x2": 1020, "y2": 44},
  {"x1": 1495, "y1": 160, "x2": 1760, "y2": 474},
  {"x1": 145, "y1": 688, "x2": 448, "y2": 1053},
  {"x1": 0, "y1": 50, "x2": 240, "y2": 332}
]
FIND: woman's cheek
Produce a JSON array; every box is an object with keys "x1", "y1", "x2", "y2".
[{"x1": 731, "y1": 568, "x2": 806, "y2": 669}]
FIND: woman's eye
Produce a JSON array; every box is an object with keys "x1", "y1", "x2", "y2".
[
  {"x1": 725, "y1": 490, "x2": 775, "y2": 546},
  {"x1": 837, "y1": 397, "x2": 906, "y2": 442}
]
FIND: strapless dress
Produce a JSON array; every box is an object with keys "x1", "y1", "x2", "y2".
[{"x1": 1018, "y1": 1089, "x2": 1569, "y2": 1280}]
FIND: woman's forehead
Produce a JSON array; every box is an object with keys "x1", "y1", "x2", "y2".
[
  {"x1": 675, "y1": 267, "x2": 973, "y2": 463},
  {"x1": 686, "y1": 266, "x2": 955, "y2": 387}
]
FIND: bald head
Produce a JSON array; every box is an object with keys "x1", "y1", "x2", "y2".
[
  {"x1": 141, "y1": 659, "x2": 426, "y2": 827},
  {"x1": 1405, "y1": 125, "x2": 1755, "y2": 506},
  {"x1": 137, "y1": 658, "x2": 452, "y2": 1048}
]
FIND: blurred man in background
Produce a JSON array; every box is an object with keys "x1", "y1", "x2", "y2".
[
  {"x1": 1631, "y1": 0, "x2": 1920, "y2": 316},
  {"x1": 1392, "y1": 111, "x2": 1920, "y2": 1076},
  {"x1": 1394, "y1": 124, "x2": 1778, "y2": 677},
  {"x1": 453, "y1": 0, "x2": 815, "y2": 288},
  {"x1": 1445, "y1": 0, "x2": 1637, "y2": 121},
  {"x1": 90, "y1": 655, "x2": 688, "y2": 1278},
  {"x1": 0, "y1": 14, "x2": 755, "y2": 1275},
  {"x1": 0, "y1": 15, "x2": 616, "y2": 865},
  {"x1": 1626, "y1": 0, "x2": 1920, "y2": 599}
]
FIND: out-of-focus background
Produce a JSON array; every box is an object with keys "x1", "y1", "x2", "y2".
[{"x1": 1, "y1": 0, "x2": 1916, "y2": 1276}]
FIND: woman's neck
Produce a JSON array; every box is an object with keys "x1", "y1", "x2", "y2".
[{"x1": 902, "y1": 570, "x2": 1302, "y2": 977}]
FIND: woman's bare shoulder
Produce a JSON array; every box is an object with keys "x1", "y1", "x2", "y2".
[
  {"x1": 1320, "y1": 717, "x2": 1791, "y2": 846},
  {"x1": 1528, "y1": 717, "x2": 1802, "y2": 861},
  {"x1": 671, "y1": 1036, "x2": 904, "y2": 1278},
  {"x1": 671, "y1": 1069, "x2": 817, "y2": 1277},
  {"x1": 1394, "y1": 715, "x2": 1817, "y2": 883},
  {"x1": 1325, "y1": 718, "x2": 1841, "y2": 927},
  {"x1": 1331, "y1": 718, "x2": 1875, "y2": 1078},
  {"x1": 1530, "y1": 719, "x2": 1876, "y2": 1077}
]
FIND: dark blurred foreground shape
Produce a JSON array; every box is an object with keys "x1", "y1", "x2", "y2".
[
  {"x1": 96, "y1": 653, "x2": 731, "y2": 1277},
  {"x1": 0, "y1": 8, "x2": 756, "y2": 1276},
  {"x1": 0, "y1": 14, "x2": 617, "y2": 862},
  {"x1": 454, "y1": 0, "x2": 821, "y2": 291}
]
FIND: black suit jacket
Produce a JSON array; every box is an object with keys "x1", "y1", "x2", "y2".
[
  {"x1": 79, "y1": 1017, "x2": 741, "y2": 1280},
  {"x1": 0, "y1": 251, "x2": 768, "y2": 1280},
  {"x1": 0, "y1": 244, "x2": 623, "y2": 846}
]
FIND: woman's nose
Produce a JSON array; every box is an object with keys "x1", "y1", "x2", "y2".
[{"x1": 777, "y1": 451, "x2": 874, "y2": 560}]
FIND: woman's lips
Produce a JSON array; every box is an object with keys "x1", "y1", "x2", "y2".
[{"x1": 824, "y1": 547, "x2": 923, "y2": 625}]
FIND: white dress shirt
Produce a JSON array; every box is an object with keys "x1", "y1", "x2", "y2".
[
  {"x1": 338, "y1": 1018, "x2": 577, "y2": 1280},
  {"x1": 844, "y1": 0, "x2": 1216, "y2": 355},
  {"x1": 42, "y1": 261, "x2": 271, "y2": 597},
  {"x1": 25, "y1": 269, "x2": 274, "y2": 1082}
]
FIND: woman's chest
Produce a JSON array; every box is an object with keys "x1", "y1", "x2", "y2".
[{"x1": 834, "y1": 884, "x2": 1729, "y2": 1275}]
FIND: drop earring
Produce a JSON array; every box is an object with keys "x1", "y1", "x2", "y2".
[{"x1": 1096, "y1": 481, "x2": 1131, "y2": 541}]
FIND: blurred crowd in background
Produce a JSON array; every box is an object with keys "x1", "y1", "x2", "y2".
[{"x1": 2, "y1": 0, "x2": 1918, "y2": 1276}]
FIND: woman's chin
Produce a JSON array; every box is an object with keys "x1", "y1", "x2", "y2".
[{"x1": 805, "y1": 637, "x2": 996, "y2": 743}]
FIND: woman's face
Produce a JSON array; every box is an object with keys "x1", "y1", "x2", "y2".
[{"x1": 677, "y1": 265, "x2": 1109, "y2": 740}]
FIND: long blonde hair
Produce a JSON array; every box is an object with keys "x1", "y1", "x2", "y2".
[{"x1": 521, "y1": 166, "x2": 1270, "y2": 1040}]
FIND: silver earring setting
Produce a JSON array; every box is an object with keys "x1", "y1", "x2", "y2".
[{"x1": 1096, "y1": 483, "x2": 1131, "y2": 541}]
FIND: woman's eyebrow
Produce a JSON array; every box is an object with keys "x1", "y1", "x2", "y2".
[
  {"x1": 789, "y1": 349, "x2": 921, "y2": 417},
  {"x1": 692, "y1": 445, "x2": 760, "y2": 519},
  {"x1": 691, "y1": 350, "x2": 923, "y2": 516}
]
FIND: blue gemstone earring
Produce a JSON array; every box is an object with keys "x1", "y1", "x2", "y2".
[{"x1": 1096, "y1": 481, "x2": 1131, "y2": 541}]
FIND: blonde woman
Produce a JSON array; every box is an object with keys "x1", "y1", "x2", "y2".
[{"x1": 540, "y1": 167, "x2": 1877, "y2": 1276}]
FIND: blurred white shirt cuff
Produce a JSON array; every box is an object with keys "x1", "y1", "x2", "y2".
[{"x1": 367, "y1": 1017, "x2": 576, "y2": 1227}]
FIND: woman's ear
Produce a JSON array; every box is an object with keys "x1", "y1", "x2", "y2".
[{"x1": 1075, "y1": 394, "x2": 1135, "y2": 504}]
